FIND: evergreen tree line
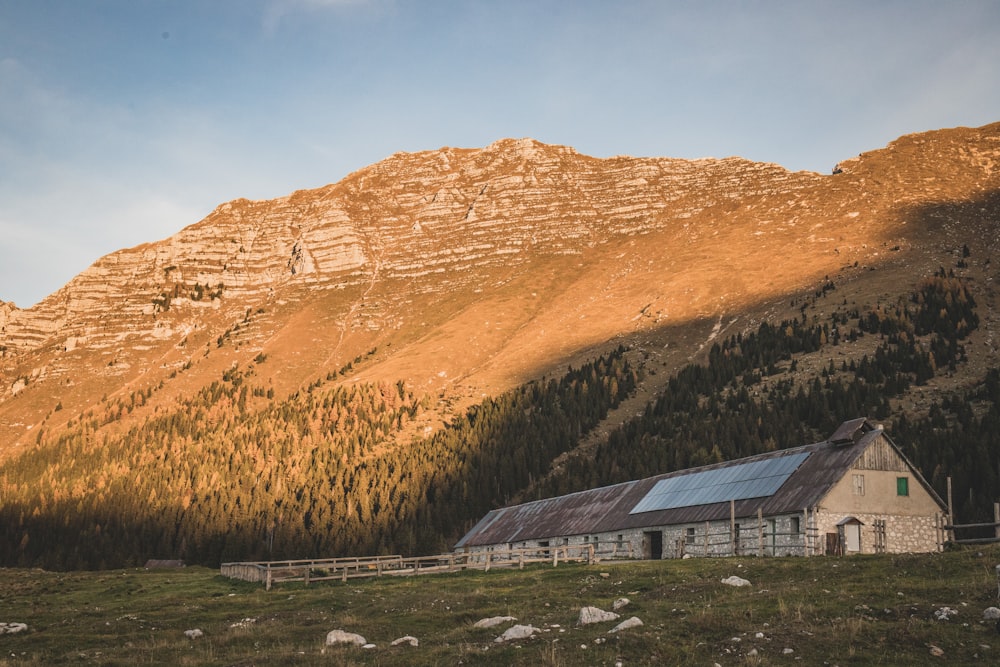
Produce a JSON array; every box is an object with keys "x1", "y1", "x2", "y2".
[
  {"x1": 539, "y1": 272, "x2": 996, "y2": 528},
  {"x1": 0, "y1": 348, "x2": 636, "y2": 569}
]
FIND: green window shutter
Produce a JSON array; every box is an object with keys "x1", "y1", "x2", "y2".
[{"x1": 896, "y1": 477, "x2": 909, "y2": 496}]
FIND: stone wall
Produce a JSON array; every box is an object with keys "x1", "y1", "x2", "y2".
[{"x1": 813, "y1": 510, "x2": 945, "y2": 554}]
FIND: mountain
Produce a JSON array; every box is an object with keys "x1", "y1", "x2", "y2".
[{"x1": 1, "y1": 123, "x2": 999, "y2": 568}]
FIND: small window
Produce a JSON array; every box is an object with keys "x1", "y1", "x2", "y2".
[
  {"x1": 897, "y1": 477, "x2": 909, "y2": 496},
  {"x1": 852, "y1": 474, "x2": 865, "y2": 496},
  {"x1": 583, "y1": 536, "x2": 589, "y2": 543},
  {"x1": 685, "y1": 527, "x2": 696, "y2": 545},
  {"x1": 791, "y1": 516, "x2": 801, "y2": 535}
]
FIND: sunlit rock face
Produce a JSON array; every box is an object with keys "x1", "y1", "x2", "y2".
[
  {"x1": 1, "y1": 124, "x2": 999, "y2": 452},
  {"x1": 0, "y1": 138, "x2": 823, "y2": 358}
]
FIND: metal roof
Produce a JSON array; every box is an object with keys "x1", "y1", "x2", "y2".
[{"x1": 455, "y1": 418, "x2": 943, "y2": 549}]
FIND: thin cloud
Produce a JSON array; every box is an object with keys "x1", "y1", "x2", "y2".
[{"x1": 262, "y1": 0, "x2": 380, "y2": 34}]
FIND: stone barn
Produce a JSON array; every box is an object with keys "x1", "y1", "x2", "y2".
[{"x1": 455, "y1": 418, "x2": 948, "y2": 559}]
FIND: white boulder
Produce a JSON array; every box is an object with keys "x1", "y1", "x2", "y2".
[
  {"x1": 578, "y1": 606, "x2": 620, "y2": 625},
  {"x1": 610, "y1": 616, "x2": 644, "y2": 633},
  {"x1": 721, "y1": 576, "x2": 751, "y2": 587},
  {"x1": 391, "y1": 635, "x2": 419, "y2": 647},
  {"x1": 495, "y1": 624, "x2": 540, "y2": 642},
  {"x1": 612, "y1": 597, "x2": 630, "y2": 610},
  {"x1": 0, "y1": 622, "x2": 27, "y2": 635},
  {"x1": 325, "y1": 629, "x2": 367, "y2": 646},
  {"x1": 474, "y1": 615, "x2": 517, "y2": 628},
  {"x1": 983, "y1": 607, "x2": 1000, "y2": 621},
  {"x1": 184, "y1": 628, "x2": 203, "y2": 639}
]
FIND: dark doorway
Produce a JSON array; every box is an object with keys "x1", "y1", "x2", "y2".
[{"x1": 643, "y1": 531, "x2": 663, "y2": 559}]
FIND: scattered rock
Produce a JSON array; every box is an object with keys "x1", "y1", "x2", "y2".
[
  {"x1": 474, "y1": 615, "x2": 517, "y2": 628},
  {"x1": 783, "y1": 648, "x2": 794, "y2": 654},
  {"x1": 229, "y1": 617, "x2": 257, "y2": 628},
  {"x1": 612, "y1": 597, "x2": 630, "y2": 611},
  {"x1": 721, "y1": 576, "x2": 751, "y2": 587},
  {"x1": 930, "y1": 644, "x2": 945, "y2": 657},
  {"x1": 362, "y1": 643, "x2": 376, "y2": 649},
  {"x1": 610, "y1": 616, "x2": 644, "y2": 633},
  {"x1": 325, "y1": 629, "x2": 367, "y2": 647},
  {"x1": 391, "y1": 635, "x2": 419, "y2": 647},
  {"x1": 0, "y1": 622, "x2": 27, "y2": 635},
  {"x1": 934, "y1": 607, "x2": 958, "y2": 621},
  {"x1": 984, "y1": 607, "x2": 1000, "y2": 621},
  {"x1": 578, "y1": 606, "x2": 620, "y2": 625},
  {"x1": 748, "y1": 648, "x2": 759, "y2": 657},
  {"x1": 495, "y1": 624, "x2": 540, "y2": 643},
  {"x1": 184, "y1": 629, "x2": 203, "y2": 639}
]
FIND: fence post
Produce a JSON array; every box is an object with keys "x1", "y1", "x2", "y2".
[
  {"x1": 947, "y1": 477, "x2": 955, "y2": 543},
  {"x1": 757, "y1": 508, "x2": 764, "y2": 557},
  {"x1": 802, "y1": 508, "x2": 809, "y2": 557},
  {"x1": 730, "y1": 500, "x2": 736, "y2": 556},
  {"x1": 994, "y1": 503, "x2": 1000, "y2": 541}
]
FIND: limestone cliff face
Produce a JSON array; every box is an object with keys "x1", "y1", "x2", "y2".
[
  {"x1": 1, "y1": 125, "x2": 999, "y2": 452},
  {"x1": 0, "y1": 139, "x2": 820, "y2": 354}
]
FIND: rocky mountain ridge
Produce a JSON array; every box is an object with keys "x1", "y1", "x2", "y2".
[{"x1": 2, "y1": 124, "x2": 999, "y2": 456}]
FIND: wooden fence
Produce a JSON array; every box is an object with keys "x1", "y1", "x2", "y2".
[
  {"x1": 944, "y1": 502, "x2": 1000, "y2": 545},
  {"x1": 221, "y1": 545, "x2": 597, "y2": 590},
  {"x1": 672, "y1": 505, "x2": 818, "y2": 558}
]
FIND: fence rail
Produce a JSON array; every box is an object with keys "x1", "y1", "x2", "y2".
[
  {"x1": 943, "y1": 502, "x2": 1000, "y2": 546},
  {"x1": 221, "y1": 545, "x2": 596, "y2": 590}
]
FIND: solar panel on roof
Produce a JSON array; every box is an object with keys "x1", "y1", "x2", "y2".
[{"x1": 629, "y1": 451, "x2": 811, "y2": 514}]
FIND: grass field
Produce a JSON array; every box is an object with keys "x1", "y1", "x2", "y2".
[{"x1": 2, "y1": 546, "x2": 999, "y2": 665}]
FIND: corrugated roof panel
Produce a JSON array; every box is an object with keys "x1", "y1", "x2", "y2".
[{"x1": 628, "y1": 451, "x2": 810, "y2": 514}]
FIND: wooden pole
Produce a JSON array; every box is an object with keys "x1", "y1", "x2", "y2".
[
  {"x1": 947, "y1": 476, "x2": 955, "y2": 543},
  {"x1": 730, "y1": 499, "x2": 736, "y2": 556},
  {"x1": 758, "y1": 508, "x2": 765, "y2": 557},
  {"x1": 994, "y1": 502, "x2": 1000, "y2": 540},
  {"x1": 704, "y1": 521, "x2": 710, "y2": 556},
  {"x1": 803, "y1": 508, "x2": 809, "y2": 557}
]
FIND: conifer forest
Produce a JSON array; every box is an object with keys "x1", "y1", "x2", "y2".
[{"x1": 1, "y1": 268, "x2": 997, "y2": 570}]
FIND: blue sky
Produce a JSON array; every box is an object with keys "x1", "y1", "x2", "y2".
[{"x1": 2, "y1": 1, "x2": 998, "y2": 308}]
